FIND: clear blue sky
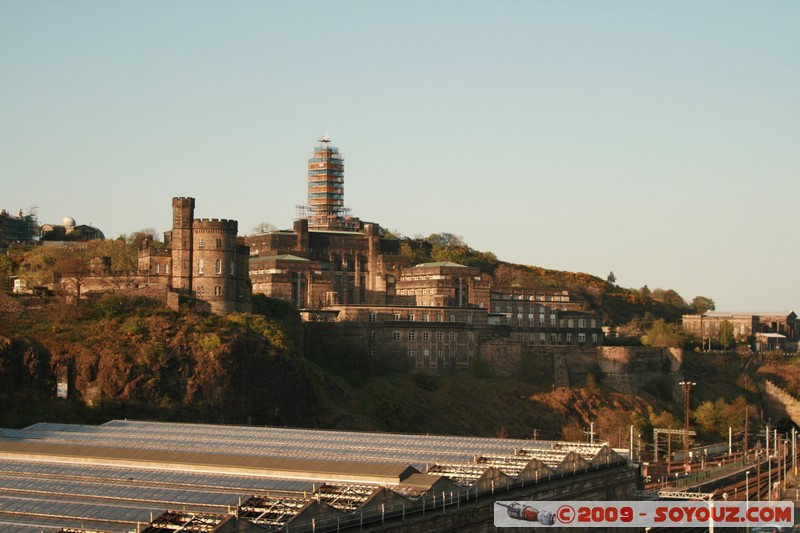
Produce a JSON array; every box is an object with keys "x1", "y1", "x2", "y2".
[{"x1": 1, "y1": 1, "x2": 798, "y2": 312}]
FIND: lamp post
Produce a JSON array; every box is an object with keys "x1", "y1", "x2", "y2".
[
  {"x1": 745, "y1": 470, "x2": 750, "y2": 503},
  {"x1": 745, "y1": 470, "x2": 751, "y2": 533},
  {"x1": 678, "y1": 381, "x2": 696, "y2": 471}
]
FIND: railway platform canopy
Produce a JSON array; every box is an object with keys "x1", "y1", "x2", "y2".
[{"x1": 0, "y1": 420, "x2": 626, "y2": 532}]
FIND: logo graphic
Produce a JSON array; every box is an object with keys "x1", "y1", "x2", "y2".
[{"x1": 496, "y1": 502, "x2": 557, "y2": 525}]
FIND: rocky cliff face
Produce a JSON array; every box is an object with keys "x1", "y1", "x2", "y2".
[{"x1": 0, "y1": 307, "x2": 319, "y2": 427}]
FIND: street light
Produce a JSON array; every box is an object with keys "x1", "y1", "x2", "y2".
[
  {"x1": 745, "y1": 470, "x2": 750, "y2": 503},
  {"x1": 678, "y1": 381, "x2": 696, "y2": 471},
  {"x1": 745, "y1": 470, "x2": 751, "y2": 533}
]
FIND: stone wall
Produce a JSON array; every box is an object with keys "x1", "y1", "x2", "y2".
[{"x1": 479, "y1": 340, "x2": 683, "y2": 395}]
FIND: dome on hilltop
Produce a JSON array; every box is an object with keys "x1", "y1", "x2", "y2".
[{"x1": 62, "y1": 216, "x2": 76, "y2": 228}]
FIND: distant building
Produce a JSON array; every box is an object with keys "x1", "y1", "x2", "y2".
[
  {"x1": 682, "y1": 310, "x2": 798, "y2": 351},
  {"x1": 40, "y1": 216, "x2": 105, "y2": 241},
  {"x1": 0, "y1": 208, "x2": 38, "y2": 247}
]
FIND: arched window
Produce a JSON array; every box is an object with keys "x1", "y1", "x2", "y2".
[
  {"x1": 198, "y1": 259, "x2": 204, "y2": 274},
  {"x1": 215, "y1": 259, "x2": 221, "y2": 274}
]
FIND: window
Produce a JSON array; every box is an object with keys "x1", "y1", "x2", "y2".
[
  {"x1": 579, "y1": 318, "x2": 586, "y2": 328},
  {"x1": 540, "y1": 333, "x2": 546, "y2": 343},
  {"x1": 407, "y1": 313, "x2": 414, "y2": 321},
  {"x1": 467, "y1": 350, "x2": 474, "y2": 358},
  {"x1": 436, "y1": 332, "x2": 443, "y2": 342},
  {"x1": 437, "y1": 348, "x2": 443, "y2": 358},
  {"x1": 578, "y1": 333, "x2": 587, "y2": 343},
  {"x1": 467, "y1": 332, "x2": 474, "y2": 341},
  {"x1": 393, "y1": 313, "x2": 400, "y2": 321},
  {"x1": 369, "y1": 312, "x2": 376, "y2": 323},
  {"x1": 215, "y1": 259, "x2": 222, "y2": 274},
  {"x1": 408, "y1": 330, "x2": 416, "y2": 341},
  {"x1": 529, "y1": 333, "x2": 535, "y2": 342},
  {"x1": 422, "y1": 313, "x2": 429, "y2": 322},
  {"x1": 566, "y1": 333, "x2": 572, "y2": 343},
  {"x1": 198, "y1": 285, "x2": 204, "y2": 296},
  {"x1": 198, "y1": 259, "x2": 204, "y2": 275},
  {"x1": 550, "y1": 333, "x2": 557, "y2": 343},
  {"x1": 517, "y1": 333, "x2": 523, "y2": 341},
  {"x1": 370, "y1": 330, "x2": 377, "y2": 341},
  {"x1": 199, "y1": 239, "x2": 205, "y2": 249},
  {"x1": 422, "y1": 331, "x2": 430, "y2": 342},
  {"x1": 449, "y1": 314, "x2": 456, "y2": 322},
  {"x1": 230, "y1": 260, "x2": 234, "y2": 275},
  {"x1": 448, "y1": 332, "x2": 456, "y2": 342},
  {"x1": 216, "y1": 238, "x2": 222, "y2": 248},
  {"x1": 155, "y1": 264, "x2": 160, "y2": 274},
  {"x1": 238, "y1": 287, "x2": 244, "y2": 298},
  {"x1": 467, "y1": 314, "x2": 472, "y2": 325},
  {"x1": 214, "y1": 286, "x2": 221, "y2": 296},
  {"x1": 408, "y1": 348, "x2": 416, "y2": 358},
  {"x1": 423, "y1": 349, "x2": 430, "y2": 358},
  {"x1": 436, "y1": 314, "x2": 443, "y2": 322},
  {"x1": 591, "y1": 333, "x2": 598, "y2": 343},
  {"x1": 392, "y1": 331, "x2": 401, "y2": 341}
]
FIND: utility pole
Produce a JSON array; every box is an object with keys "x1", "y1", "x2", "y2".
[
  {"x1": 744, "y1": 404, "x2": 749, "y2": 458},
  {"x1": 679, "y1": 381, "x2": 696, "y2": 470}
]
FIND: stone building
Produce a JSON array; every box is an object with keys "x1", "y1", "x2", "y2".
[
  {"x1": 681, "y1": 310, "x2": 798, "y2": 351},
  {"x1": 138, "y1": 197, "x2": 251, "y2": 314},
  {"x1": 40, "y1": 216, "x2": 105, "y2": 241},
  {"x1": 246, "y1": 136, "x2": 605, "y2": 370},
  {"x1": 247, "y1": 217, "x2": 406, "y2": 308},
  {"x1": 395, "y1": 262, "x2": 490, "y2": 308}
]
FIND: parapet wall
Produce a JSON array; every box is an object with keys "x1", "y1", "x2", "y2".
[{"x1": 193, "y1": 218, "x2": 238, "y2": 233}]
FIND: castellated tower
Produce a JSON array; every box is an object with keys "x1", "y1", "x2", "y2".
[
  {"x1": 166, "y1": 197, "x2": 251, "y2": 314},
  {"x1": 171, "y1": 197, "x2": 195, "y2": 291},
  {"x1": 192, "y1": 218, "x2": 247, "y2": 314}
]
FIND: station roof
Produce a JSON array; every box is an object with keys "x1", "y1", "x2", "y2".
[{"x1": 0, "y1": 420, "x2": 622, "y2": 532}]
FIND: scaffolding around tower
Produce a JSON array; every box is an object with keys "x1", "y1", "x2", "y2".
[{"x1": 296, "y1": 135, "x2": 361, "y2": 232}]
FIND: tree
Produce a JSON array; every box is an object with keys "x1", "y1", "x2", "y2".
[
  {"x1": 54, "y1": 245, "x2": 94, "y2": 304},
  {"x1": 251, "y1": 222, "x2": 277, "y2": 235},
  {"x1": 641, "y1": 318, "x2": 685, "y2": 348},
  {"x1": 691, "y1": 296, "x2": 715, "y2": 315},
  {"x1": 0, "y1": 254, "x2": 13, "y2": 290},
  {"x1": 651, "y1": 288, "x2": 688, "y2": 310},
  {"x1": 607, "y1": 271, "x2": 616, "y2": 284},
  {"x1": 427, "y1": 232, "x2": 464, "y2": 247},
  {"x1": 638, "y1": 285, "x2": 651, "y2": 304},
  {"x1": 718, "y1": 320, "x2": 735, "y2": 351},
  {"x1": 124, "y1": 228, "x2": 159, "y2": 250}
]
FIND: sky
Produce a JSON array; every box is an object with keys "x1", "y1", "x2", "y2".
[{"x1": 1, "y1": 1, "x2": 798, "y2": 312}]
